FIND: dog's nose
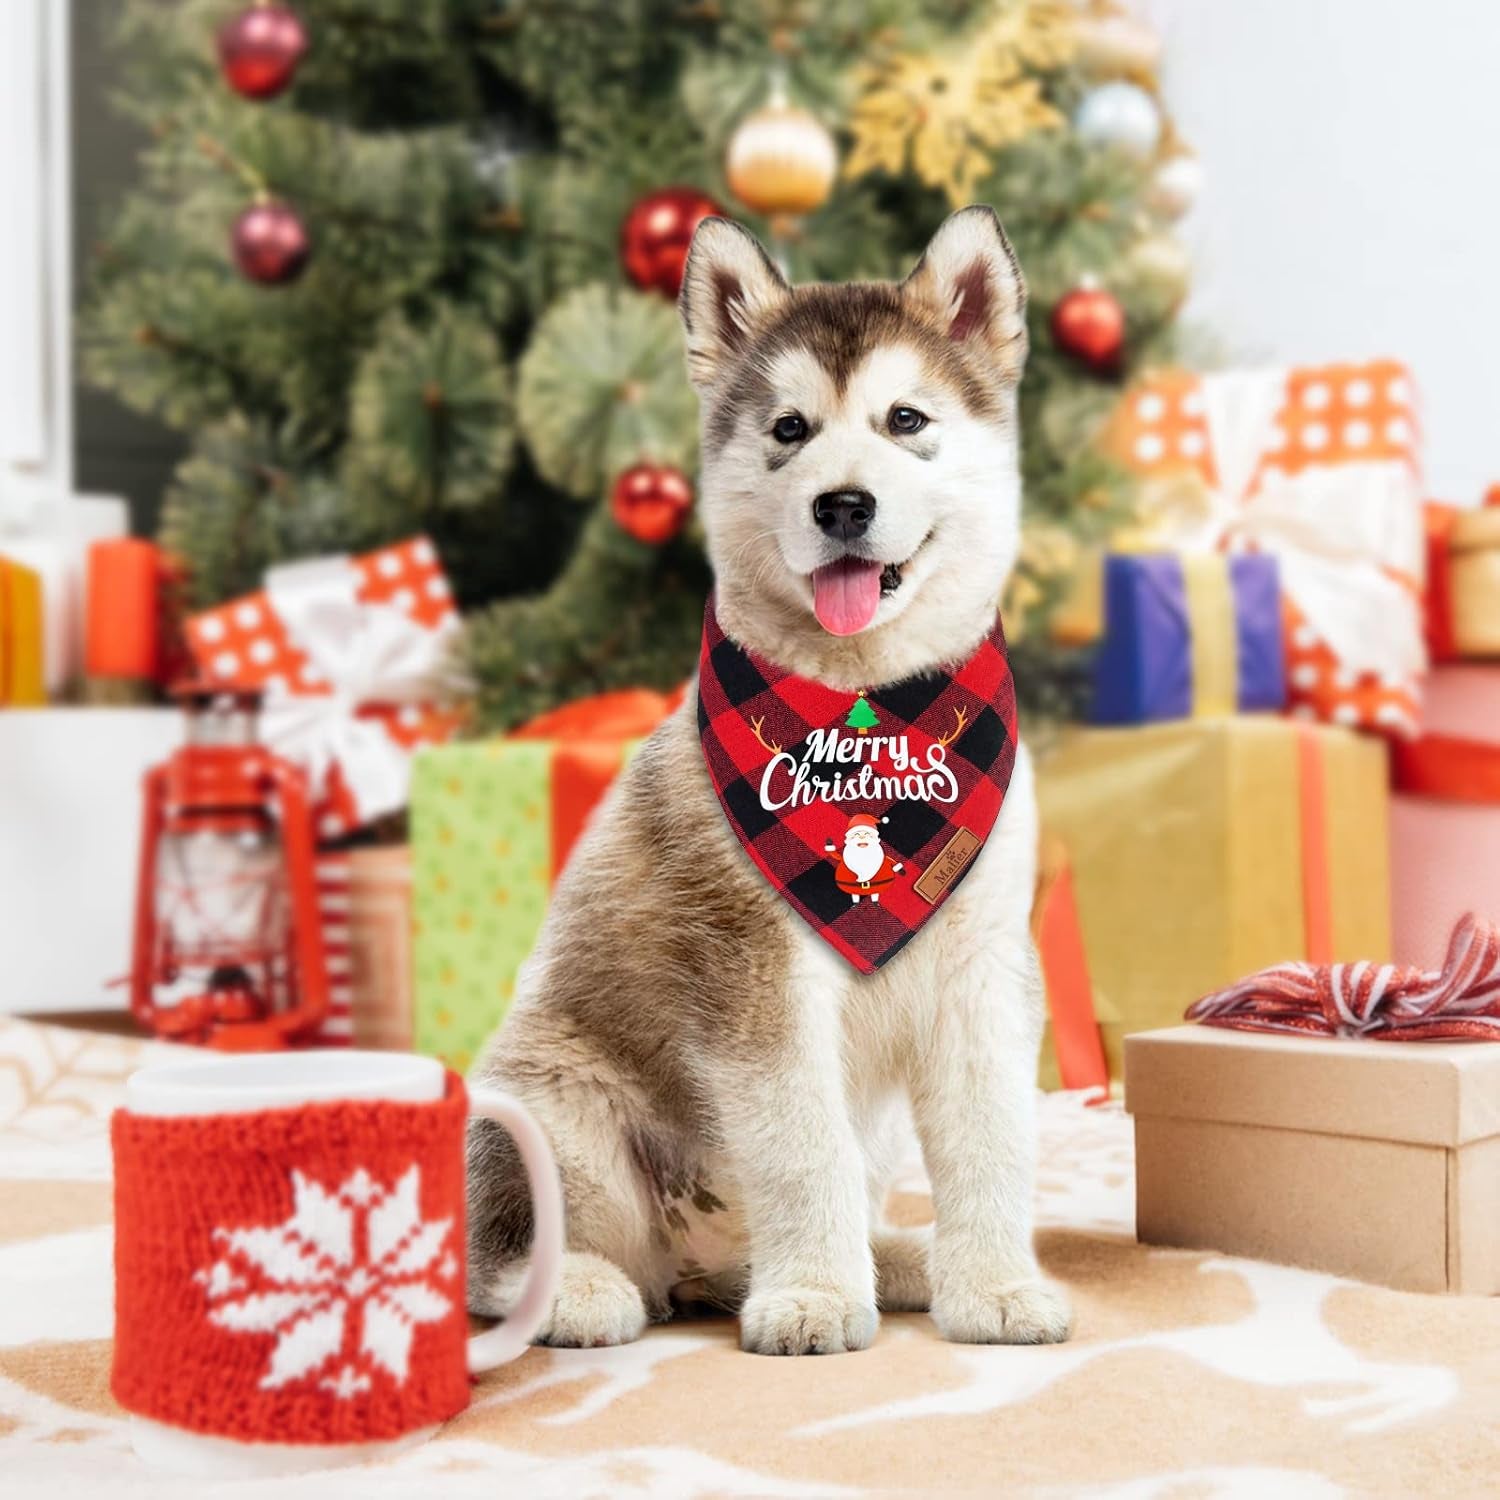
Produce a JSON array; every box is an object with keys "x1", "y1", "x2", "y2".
[{"x1": 813, "y1": 489, "x2": 877, "y2": 541}]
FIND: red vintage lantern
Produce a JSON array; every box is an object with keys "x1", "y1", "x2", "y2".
[{"x1": 130, "y1": 685, "x2": 328, "y2": 1050}]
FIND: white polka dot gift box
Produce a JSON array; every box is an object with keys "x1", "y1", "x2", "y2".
[
  {"x1": 185, "y1": 538, "x2": 466, "y2": 840},
  {"x1": 1107, "y1": 362, "x2": 1426, "y2": 737}
]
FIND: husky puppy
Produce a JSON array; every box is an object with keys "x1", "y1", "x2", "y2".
[{"x1": 466, "y1": 207, "x2": 1072, "y2": 1355}]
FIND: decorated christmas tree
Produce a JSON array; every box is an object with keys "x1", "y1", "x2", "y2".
[{"x1": 84, "y1": 0, "x2": 1197, "y2": 729}]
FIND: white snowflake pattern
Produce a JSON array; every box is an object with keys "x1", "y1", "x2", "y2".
[{"x1": 196, "y1": 1164, "x2": 458, "y2": 1398}]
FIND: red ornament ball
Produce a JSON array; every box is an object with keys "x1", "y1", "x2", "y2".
[
  {"x1": 620, "y1": 188, "x2": 724, "y2": 299},
  {"x1": 610, "y1": 464, "x2": 694, "y2": 545},
  {"x1": 217, "y1": 4, "x2": 308, "y2": 100},
  {"x1": 231, "y1": 200, "x2": 311, "y2": 285},
  {"x1": 1050, "y1": 283, "x2": 1126, "y2": 372}
]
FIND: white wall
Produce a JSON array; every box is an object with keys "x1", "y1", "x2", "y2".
[
  {"x1": 0, "y1": 0, "x2": 70, "y2": 500},
  {"x1": 0, "y1": 710, "x2": 180, "y2": 1014},
  {"x1": 1142, "y1": 0, "x2": 1500, "y2": 502}
]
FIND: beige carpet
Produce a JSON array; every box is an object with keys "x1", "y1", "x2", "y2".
[{"x1": 2, "y1": 1016, "x2": 1498, "y2": 1498}]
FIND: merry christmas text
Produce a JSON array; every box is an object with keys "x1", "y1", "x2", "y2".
[{"x1": 759, "y1": 729, "x2": 959, "y2": 811}]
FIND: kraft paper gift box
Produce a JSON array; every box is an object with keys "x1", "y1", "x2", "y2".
[
  {"x1": 410, "y1": 689, "x2": 681, "y2": 1071},
  {"x1": 1035, "y1": 717, "x2": 1390, "y2": 1079},
  {"x1": 1092, "y1": 551, "x2": 1284, "y2": 724},
  {"x1": 1107, "y1": 362, "x2": 1426, "y2": 735},
  {"x1": 1126, "y1": 1025, "x2": 1500, "y2": 1294},
  {"x1": 1391, "y1": 665, "x2": 1500, "y2": 968}
]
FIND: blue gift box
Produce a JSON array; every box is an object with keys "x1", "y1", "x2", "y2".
[{"x1": 1092, "y1": 552, "x2": 1285, "y2": 724}]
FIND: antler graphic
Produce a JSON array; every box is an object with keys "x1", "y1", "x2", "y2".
[
  {"x1": 749, "y1": 715, "x2": 782, "y2": 755},
  {"x1": 936, "y1": 705, "x2": 969, "y2": 747}
]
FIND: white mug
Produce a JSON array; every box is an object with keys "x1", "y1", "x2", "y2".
[{"x1": 115, "y1": 1050, "x2": 562, "y2": 1477}]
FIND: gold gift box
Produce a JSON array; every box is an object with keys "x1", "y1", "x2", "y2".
[
  {"x1": 1035, "y1": 718, "x2": 1390, "y2": 1079},
  {"x1": 1450, "y1": 506, "x2": 1500, "y2": 658}
]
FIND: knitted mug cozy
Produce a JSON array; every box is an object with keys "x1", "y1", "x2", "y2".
[{"x1": 111, "y1": 1072, "x2": 470, "y2": 1445}]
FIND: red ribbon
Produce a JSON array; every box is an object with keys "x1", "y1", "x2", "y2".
[
  {"x1": 1296, "y1": 726, "x2": 1335, "y2": 966},
  {"x1": 510, "y1": 686, "x2": 684, "y2": 743},
  {"x1": 1424, "y1": 502, "x2": 1461, "y2": 664},
  {"x1": 1394, "y1": 733, "x2": 1500, "y2": 803},
  {"x1": 1188, "y1": 913, "x2": 1500, "y2": 1041},
  {"x1": 1033, "y1": 843, "x2": 1110, "y2": 1096},
  {"x1": 511, "y1": 687, "x2": 685, "y2": 880}
]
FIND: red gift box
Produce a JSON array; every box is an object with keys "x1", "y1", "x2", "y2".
[{"x1": 1391, "y1": 666, "x2": 1500, "y2": 967}]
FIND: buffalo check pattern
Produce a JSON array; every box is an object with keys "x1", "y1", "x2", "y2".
[{"x1": 697, "y1": 601, "x2": 1018, "y2": 973}]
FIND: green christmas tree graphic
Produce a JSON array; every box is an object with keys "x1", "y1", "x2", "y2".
[{"x1": 845, "y1": 693, "x2": 879, "y2": 735}]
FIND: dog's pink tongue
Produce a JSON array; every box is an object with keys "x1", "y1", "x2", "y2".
[{"x1": 812, "y1": 558, "x2": 884, "y2": 636}]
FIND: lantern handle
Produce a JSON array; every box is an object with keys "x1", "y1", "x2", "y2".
[
  {"x1": 129, "y1": 765, "x2": 169, "y2": 1034},
  {"x1": 262, "y1": 755, "x2": 329, "y2": 1040}
]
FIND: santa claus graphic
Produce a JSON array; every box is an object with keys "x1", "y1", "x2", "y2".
[{"x1": 824, "y1": 813, "x2": 905, "y2": 904}]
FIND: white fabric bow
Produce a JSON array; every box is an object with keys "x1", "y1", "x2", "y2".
[
  {"x1": 259, "y1": 554, "x2": 459, "y2": 826},
  {"x1": 1180, "y1": 368, "x2": 1426, "y2": 681}
]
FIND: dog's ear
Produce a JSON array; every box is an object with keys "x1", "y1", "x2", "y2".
[
  {"x1": 678, "y1": 217, "x2": 789, "y2": 388},
  {"x1": 903, "y1": 206, "x2": 1028, "y2": 382}
]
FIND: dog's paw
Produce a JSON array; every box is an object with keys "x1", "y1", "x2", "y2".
[
  {"x1": 873, "y1": 1227, "x2": 932, "y2": 1312},
  {"x1": 740, "y1": 1285, "x2": 878, "y2": 1356},
  {"x1": 933, "y1": 1277, "x2": 1072, "y2": 1346},
  {"x1": 539, "y1": 1252, "x2": 649, "y2": 1348}
]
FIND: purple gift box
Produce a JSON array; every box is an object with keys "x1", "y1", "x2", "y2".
[{"x1": 1092, "y1": 552, "x2": 1286, "y2": 724}]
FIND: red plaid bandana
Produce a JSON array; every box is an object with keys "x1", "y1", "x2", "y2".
[{"x1": 697, "y1": 599, "x2": 1018, "y2": 973}]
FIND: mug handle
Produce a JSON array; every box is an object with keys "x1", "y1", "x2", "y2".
[{"x1": 464, "y1": 1086, "x2": 565, "y2": 1374}]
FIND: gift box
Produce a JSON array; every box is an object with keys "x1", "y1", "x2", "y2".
[
  {"x1": 310, "y1": 846, "x2": 414, "y2": 1049},
  {"x1": 1108, "y1": 362, "x2": 1426, "y2": 735},
  {"x1": 186, "y1": 538, "x2": 465, "y2": 838},
  {"x1": 411, "y1": 689, "x2": 681, "y2": 1070},
  {"x1": 1426, "y1": 495, "x2": 1500, "y2": 662},
  {"x1": 1, "y1": 490, "x2": 130, "y2": 697},
  {"x1": 1036, "y1": 717, "x2": 1390, "y2": 1078},
  {"x1": 1391, "y1": 665, "x2": 1500, "y2": 968},
  {"x1": 1092, "y1": 551, "x2": 1284, "y2": 724},
  {"x1": 83, "y1": 537, "x2": 182, "y2": 691},
  {"x1": 0, "y1": 556, "x2": 45, "y2": 705},
  {"x1": 1127, "y1": 1024, "x2": 1500, "y2": 1293}
]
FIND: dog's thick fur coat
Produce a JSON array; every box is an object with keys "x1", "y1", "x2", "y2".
[{"x1": 466, "y1": 208, "x2": 1072, "y2": 1354}]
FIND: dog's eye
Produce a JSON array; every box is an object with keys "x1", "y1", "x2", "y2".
[
  {"x1": 888, "y1": 406, "x2": 929, "y2": 435},
  {"x1": 772, "y1": 413, "x2": 808, "y2": 445}
]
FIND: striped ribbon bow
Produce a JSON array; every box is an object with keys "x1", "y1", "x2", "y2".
[{"x1": 1186, "y1": 914, "x2": 1500, "y2": 1041}]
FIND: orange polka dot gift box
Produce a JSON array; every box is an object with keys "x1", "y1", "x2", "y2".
[
  {"x1": 1107, "y1": 362, "x2": 1425, "y2": 737},
  {"x1": 185, "y1": 538, "x2": 466, "y2": 840}
]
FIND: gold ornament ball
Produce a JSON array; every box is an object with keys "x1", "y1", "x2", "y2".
[
  {"x1": 1077, "y1": 13, "x2": 1163, "y2": 78},
  {"x1": 726, "y1": 100, "x2": 837, "y2": 216},
  {"x1": 1128, "y1": 233, "x2": 1192, "y2": 309}
]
